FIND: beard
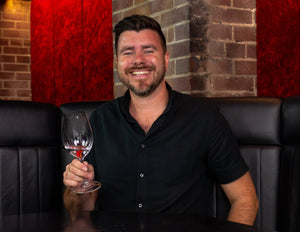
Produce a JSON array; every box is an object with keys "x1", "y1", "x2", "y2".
[{"x1": 119, "y1": 63, "x2": 166, "y2": 97}]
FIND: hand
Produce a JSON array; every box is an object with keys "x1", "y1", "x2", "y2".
[{"x1": 63, "y1": 159, "x2": 95, "y2": 188}]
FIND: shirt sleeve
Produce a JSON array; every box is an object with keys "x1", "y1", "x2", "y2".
[{"x1": 207, "y1": 112, "x2": 248, "y2": 184}]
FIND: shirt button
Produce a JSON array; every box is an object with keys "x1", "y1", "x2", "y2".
[
  {"x1": 141, "y1": 144, "x2": 145, "y2": 148},
  {"x1": 140, "y1": 173, "x2": 144, "y2": 178},
  {"x1": 138, "y1": 203, "x2": 143, "y2": 208}
]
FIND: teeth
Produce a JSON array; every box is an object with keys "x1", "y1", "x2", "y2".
[{"x1": 132, "y1": 70, "x2": 150, "y2": 75}]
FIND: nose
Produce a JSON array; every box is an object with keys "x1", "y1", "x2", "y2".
[{"x1": 133, "y1": 51, "x2": 146, "y2": 65}]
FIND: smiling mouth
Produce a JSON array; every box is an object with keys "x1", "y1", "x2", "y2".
[{"x1": 131, "y1": 70, "x2": 151, "y2": 75}]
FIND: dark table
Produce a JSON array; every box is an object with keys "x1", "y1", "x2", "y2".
[{"x1": 0, "y1": 210, "x2": 272, "y2": 232}]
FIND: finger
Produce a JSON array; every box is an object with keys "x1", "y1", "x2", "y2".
[
  {"x1": 67, "y1": 164, "x2": 90, "y2": 180},
  {"x1": 71, "y1": 159, "x2": 87, "y2": 171}
]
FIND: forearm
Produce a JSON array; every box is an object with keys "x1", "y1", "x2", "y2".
[
  {"x1": 227, "y1": 199, "x2": 259, "y2": 225},
  {"x1": 63, "y1": 188, "x2": 98, "y2": 221}
]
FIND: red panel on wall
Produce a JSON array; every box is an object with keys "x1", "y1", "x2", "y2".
[
  {"x1": 31, "y1": 0, "x2": 55, "y2": 104},
  {"x1": 257, "y1": 0, "x2": 300, "y2": 97},
  {"x1": 31, "y1": 0, "x2": 113, "y2": 106}
]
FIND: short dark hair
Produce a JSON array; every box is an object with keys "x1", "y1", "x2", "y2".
[{"x1": 113, "y1": 15, "x2": 167, "y2": 54}]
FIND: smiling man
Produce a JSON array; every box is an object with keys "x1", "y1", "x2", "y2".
[{"x1": 63, "y1": 15, "x2": 258, "y2": 226}]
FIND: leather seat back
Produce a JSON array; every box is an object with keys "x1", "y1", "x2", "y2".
[
  {"x1": 0, "y1": 101, "x2": 61, "y2": 215},
  {"x1": 281, "y1": 96, "x2": 300, "y2": 232},
  {"x1": 208, "y1": 97, "x2": 282, "y2": 231}
]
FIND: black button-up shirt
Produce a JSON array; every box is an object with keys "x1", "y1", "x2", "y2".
[{"x1": 88, "y1": 84, "x2": 248, "y2": 216}]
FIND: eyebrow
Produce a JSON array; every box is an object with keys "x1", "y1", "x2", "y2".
[{"x1": 119, "y1": 46, "x2": 134, "y2": 55}]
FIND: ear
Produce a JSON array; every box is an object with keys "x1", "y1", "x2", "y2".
[
  {"x1": 114, "y1": 56, "x2": 118, "y2": 66},
  {"x1": 164, "y1": 51, "x2": 169, "y2": 71}
]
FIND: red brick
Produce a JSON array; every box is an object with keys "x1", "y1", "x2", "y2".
[
  {"x1": 16, "y1": 22, "x2": 30, "y2": 30},
  {"x1": 168, "y1": 40, "x2": 190, "y2": 58},
  {"x1": 112, "y1": 0, "x2": 133, "y2": 12},
  {"x1": 3, "y1": 47, "x2": 28, "y2": 55},
  {"x1": 135, "y1": 0, "x2": 148, "y2": 4},
  {"x1": 150, "y1": 0, "x2": 173, "y2": 14},
  {"x1": 235, "y1": 61, "x2": 257, "y2": 75},
  {"x1": 176, "y1": 57, "x2": 190, "y2": 74},
  {"x1": 4, "y1": 64, "x2": 29, "y2": 72},
  {"x1": 166, "y1": 27, "x2": 174, "y2": 43},
  {"x1": 233, "y1": 0, "x2": 256, "y2": 9},
  {"x1": 17, "y1": 89, "x2": 32, "y2": 97},
  {"x1": 3, "y1": 30, "x2": 30, "y2": 39},
  {"x1": 247, "y1": 44, "x2": 257, "y2": 59},
  {"x1": 17, "y1": 73, "x2": 31, "y2": 80},
  {"x1": 0, "y1": 39, "x2": 9, "y2": 46},
  {"x1": 207, "y1": 59, "x2": 232, "y2": 74},
  {"x1": 114, "y1": 84, "x2": 127, "y2": 98},
  {"x1": 205, "y1": 0, "x2": 231, "y2": 6},
  {"x1": 190, "y1": 74, "x2": 211, "y2": 91},
  {"x1": 4, "y1": 80, "x2": 29, "y2": 88},
  {"x1": 124, "y1": 4, "x2": 150, "y2": 17},
  {"x1": 167, "y1": 76, "x2": 191, "y2": 92},
  {"x1": 0, "y1": 55, "x2": 15, "y2": 63},
  {"x1": 0, "y1": 72, "x2": 15, "y2": 80},
  {"x1": 166, "y1": 60, "x2": 175, "y2": 76},
  {"x1": 161, "y1": 11, "x2": 173, "y2": 28},
  {"x1": 23, "y1": 39, "x2": 31, "y2": 46},
  {"x1": 208, "y1": 41, "x2": 225, "y2": 57},
  {"x1": 17, "y1": 56, "x2": 31, "y2": 63},
  {"x1": 0, "y1": 21, "x2": 15, "y2": 29},
  {"x1": 175, "y1": 0, "x2": 187, "y2": 6},
  {"x1": 212, "y1": 76, "x2": 254, "y2": 91},
  {"x1": 226, "y1": 43, "x2": 245, "y2": 58},
  {"x1": 210, "y1": 7, "x2": 252, "y2": 24},
  {"x1": 10, "y1": 39, "x2": 23, "y2": 46},
  {"x1": 234, "y1": 26, "x2": 256, "y2": 42},
  {"x1": 207, "y1": 24, "x2": 232, "y2": 40},
  {"x1": 3, "y1": 13, "x2": 28, "y2": 21},
  {"x1": 173, "y1": 4, "x2": 189, "y2": 24},
  {"x1": 190, "y1": 55, "x2": 207, "y2": 73},
  {"x1": 191, "y1": 38, "x2": 207, "y2": 55},
  {"x1": 112, "y1": 12, "x2": 123, "y2": 27},
  {"x1": 175, "y1": 22, "x2": 189, "y2": 41},
  {"x1": 0, "y1": 89, "x2": 15, "y2": 96}
]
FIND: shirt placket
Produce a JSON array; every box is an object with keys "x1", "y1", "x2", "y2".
[{"x1": 136, "y1": 141, "x2": 147, "y2": 211}]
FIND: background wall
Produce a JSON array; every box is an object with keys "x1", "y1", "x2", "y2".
[
  {"x1": 112, "y1": 0, "x2": 257, "y2": 98},
  {"x1": 257, "y1": 0, "x2": 300, "y2": 97},
  {"x1": 0, "y1": 0, "x2": 299, "y2": 102},
  {"x1": 0, "y1": 0, "x2": 31, "y2": 101},
  {"x1": 31, "y1": 0, "x2": 113, "y2": 106}
]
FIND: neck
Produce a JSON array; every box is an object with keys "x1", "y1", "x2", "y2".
[{"x1": 129, "y1": 81, "x2": 169, "y2": 133}]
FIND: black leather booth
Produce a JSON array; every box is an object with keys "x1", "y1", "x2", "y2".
[
  {"x1": 1, "y1": 96, "x2": 300, "y2": 232},
  {"x1": 0, "y1": 101, "x2": 61, "y2": 215}
]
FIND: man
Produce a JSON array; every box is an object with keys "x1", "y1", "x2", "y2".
[{"x1": 63, "y1": 15, "x2": 258, "y2": 225}]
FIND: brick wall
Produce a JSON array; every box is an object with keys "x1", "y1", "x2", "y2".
[
  {"x1": 0, "y1": 0, "x2": 31, "y2": 101},
  {"x1": 0, "y1": 0, "x2": 256, "y2": 101},
  {"x1": 112, "y1": 0, "x2": 257, "y2": 98}
]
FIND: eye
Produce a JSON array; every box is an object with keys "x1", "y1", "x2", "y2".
[
  {"x1": 144, "y1": 50, "x2": 154, "y2": 54},
  {"x1": 123, "y1": 52, "x2": 133, "y2": 56}
]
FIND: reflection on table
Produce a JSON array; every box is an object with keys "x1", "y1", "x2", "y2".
[{"x1": 0, "y1": 210, "x2": 273, "y2": 232}]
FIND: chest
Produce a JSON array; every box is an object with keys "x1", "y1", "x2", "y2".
[{"x1": 94, "y1": 119, "x2": 209, "y2": 183}]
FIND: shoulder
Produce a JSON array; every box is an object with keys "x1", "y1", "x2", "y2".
[
  {"x1": 91, "y1": 97, "x2": 123, "y2": 121},
  {"x1": 172, "y1": 90, "x2": 219, "y2": 118}
]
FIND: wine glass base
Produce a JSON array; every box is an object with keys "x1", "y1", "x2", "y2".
[{"x1": 70, "y1": 181, "x2": 101, "y2": 194}]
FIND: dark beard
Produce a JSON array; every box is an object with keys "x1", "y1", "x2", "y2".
[{"x1": 120, "y1": 65, "x2": 166, "y2": 97}]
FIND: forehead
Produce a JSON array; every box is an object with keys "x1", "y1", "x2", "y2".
[{"x1": 118, "y1": 29, "x2": 163, "y2": 50}]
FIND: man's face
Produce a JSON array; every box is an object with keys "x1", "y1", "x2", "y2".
[{"x1": 115, "y1": 29, "x2": 169, "y2": 97}]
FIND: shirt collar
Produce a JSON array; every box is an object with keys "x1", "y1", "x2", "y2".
[{"x1": 120, "y1": 82, "x2": 175, "y2": 121}]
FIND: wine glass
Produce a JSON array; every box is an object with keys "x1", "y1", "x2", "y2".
[{"x1": 62, "y1": 111, "x2": 101, "y2": 194}]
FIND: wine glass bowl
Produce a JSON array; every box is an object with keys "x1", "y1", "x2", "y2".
[{"x1": 62, "y1": 111, "x2": 101, "y2": 194}]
